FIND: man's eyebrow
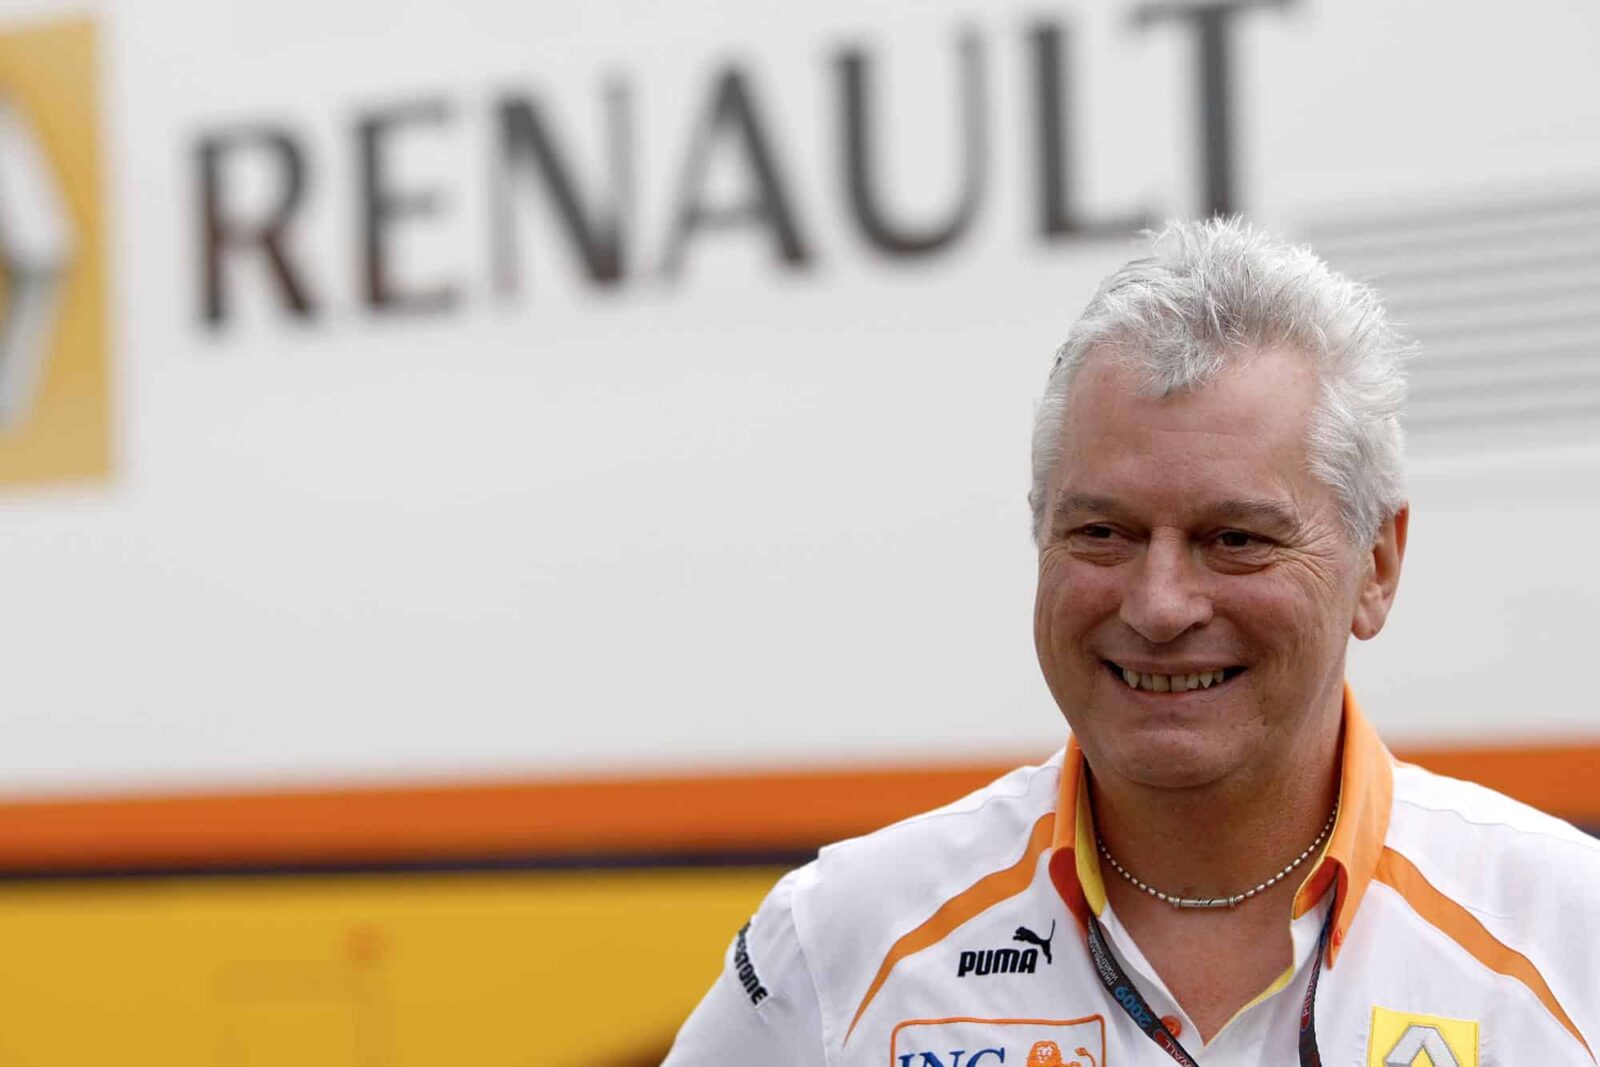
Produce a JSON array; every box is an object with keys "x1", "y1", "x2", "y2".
[
  {"x1": 1049, "y1": 493, "x2": 1300, "y2": 530},
  {"x1": 1208, "y1": 498, "x2": 1300, "y2": 530},
  {"x1": 1049, "y1": 493, "x2": 1133, "y2": 531},
  {"x1": 1052, "y1": 493, "x2": 1123, "y2": 521}
]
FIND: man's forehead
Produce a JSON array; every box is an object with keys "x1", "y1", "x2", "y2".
[{"x1": 1052, "y1": 347, "x2": 1323, "y2": 490}]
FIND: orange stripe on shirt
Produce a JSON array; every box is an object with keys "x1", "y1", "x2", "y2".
[
  {"x1": 1374, "y1": 846, "x2": 1594, "y2": 1062},
  {"x1": 844, "y1": 812, "x2": 1056, "y2": 1045}
]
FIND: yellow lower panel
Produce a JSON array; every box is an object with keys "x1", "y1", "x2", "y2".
[{"x1": 0, "y1": 865, "x2": 786, "y2": 1066}]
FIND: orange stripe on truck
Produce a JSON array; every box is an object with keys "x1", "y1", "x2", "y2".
[
  {"x1": 0, "y1": 741, "x2": 1588, "y2": 873},
  {"x1": 0, "y1": 761, "x2": 1022, "y2": 872}
]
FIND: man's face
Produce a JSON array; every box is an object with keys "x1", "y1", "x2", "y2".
[{"x1": 1033, "y1": 346, "x2": 1401, "y2": 791}]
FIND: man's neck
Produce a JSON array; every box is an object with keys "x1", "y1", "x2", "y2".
[
  {"x1": 1088, "y1": 722, "x2": 1342, "y2": 902},
  {"x1": 1084, "y1": 710, "x2": 1345, "y2": 1043}
]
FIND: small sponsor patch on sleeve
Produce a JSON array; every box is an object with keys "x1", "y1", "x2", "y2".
[
  {"x1": 1367, "y1": 1006, "x2": 1478, "y2": 1067},
  {"x1": 731, "y1": 921, "x2": 770, "y2": 1008}
]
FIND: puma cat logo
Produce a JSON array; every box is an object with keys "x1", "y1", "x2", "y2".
[{"x1": 1013, "y1": 921, "x2": 1055, "y2": 965}]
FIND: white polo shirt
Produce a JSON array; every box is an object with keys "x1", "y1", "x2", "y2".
[{"x1": 664, "y1": 692, "x2": 1600, "y2": 1065}]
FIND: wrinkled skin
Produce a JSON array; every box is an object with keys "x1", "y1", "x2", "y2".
[{"x1": 1033, "y1": 347, "x2": 1406, "y2": 798}]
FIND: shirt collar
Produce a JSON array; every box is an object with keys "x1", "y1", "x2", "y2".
[{"x1": 1047, "y1": 683, "x2": 1392, "y2": 968}]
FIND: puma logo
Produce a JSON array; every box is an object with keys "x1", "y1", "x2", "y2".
[
  {"x1": 1013, "y1": 921, "x2": 1055, "y2": 965},
  {"x1": 956, "y1": 920, "x2": 1057, "y2": 978}
]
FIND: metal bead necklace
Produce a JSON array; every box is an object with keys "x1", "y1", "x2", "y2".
[{"x1": 1096, "y1": 804, "x2": 1338, "y2": 909}]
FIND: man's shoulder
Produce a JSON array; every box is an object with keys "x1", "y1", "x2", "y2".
[
  {"x1": 776, "y1": 753, "x2": 1064, "y2": 1037},
  {"x1": 1383, "y1": 758, "x2": 1600, "y2": 928},
  {"x1": 1378, "y1": 761, "x2": 1600, "y2": 1043},
  {"x1": 803, "y1": 750, "x2": 1064, "y2": 907},
  {"x1": 1388, "y1": 758, "x2": 1598, "y2": 864}
]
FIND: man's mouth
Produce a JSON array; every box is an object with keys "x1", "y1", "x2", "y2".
[{"x1": 1101, "y1": 659, "x2": 1247, "y2": 693}]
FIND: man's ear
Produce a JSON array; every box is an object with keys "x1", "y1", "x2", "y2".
[{"x1": 1352, "y1": 506, "x2": 1408, "y2": 641}]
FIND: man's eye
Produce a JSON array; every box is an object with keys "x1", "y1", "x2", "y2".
[
  {"x1": 1080, "y1": 525, "x2": 1116, "y2": 540},
  {"x1": 1217, "y1": 530, "x2": 1259, "y2": 549}
]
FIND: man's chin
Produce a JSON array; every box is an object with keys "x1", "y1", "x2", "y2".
[{"x1": 1085, "y1": 730, "x2": 1240, "y2": 792}]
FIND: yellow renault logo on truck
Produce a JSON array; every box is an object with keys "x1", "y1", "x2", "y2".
[{"x1": 0, "y1": 17, "x2": 108, "y2": 484}]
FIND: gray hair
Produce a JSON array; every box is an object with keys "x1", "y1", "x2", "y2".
[{"x1": 1029, "y1": 217, "x2": 1413, "y2": 548}]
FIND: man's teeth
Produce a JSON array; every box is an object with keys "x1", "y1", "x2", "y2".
[{"x1": 1118, "y1": 667, "x2": 1230, "y2": 692}]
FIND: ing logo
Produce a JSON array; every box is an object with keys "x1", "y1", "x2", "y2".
[
  {"x1": 0, "y1": 17, "x2": 108, "y2": 484},
  {"x1": 891, "y1": 1015, "x2": 1105, "y2": 1067}
]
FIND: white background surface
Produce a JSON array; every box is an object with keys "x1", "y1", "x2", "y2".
[{"x1": 0, "y1": 0, "x2": 1595, "y2": 795}]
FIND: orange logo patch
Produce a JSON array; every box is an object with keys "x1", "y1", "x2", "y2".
[{"x1": 1027, "y1": 1038, "x2": 1100, "y2": 1067}]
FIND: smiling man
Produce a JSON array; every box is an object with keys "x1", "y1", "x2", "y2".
[{"x1": 665, "y1": 219, "x2": 1600, "y2": 1065}]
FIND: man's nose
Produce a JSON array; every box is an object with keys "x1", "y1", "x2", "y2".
[{"x1": 1118, "y1": 530, "x2": 1213, "y2": 644}]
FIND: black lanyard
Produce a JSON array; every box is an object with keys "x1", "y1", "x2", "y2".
[{"x1": 1084, "y1": 896, "x2": 1336, "y2": 1066}]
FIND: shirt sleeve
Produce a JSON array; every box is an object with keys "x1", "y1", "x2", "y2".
[{"x1": 662, "y1": 866, "x2": 826, "y2": 1066}]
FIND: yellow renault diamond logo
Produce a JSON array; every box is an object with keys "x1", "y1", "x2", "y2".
[
  {"x1": 1369, "y1": 1006, "x2": 1479, "y2": 1067},
  {"x1": 0, "y1": 18, "x2": 108, "y2": 484}
]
